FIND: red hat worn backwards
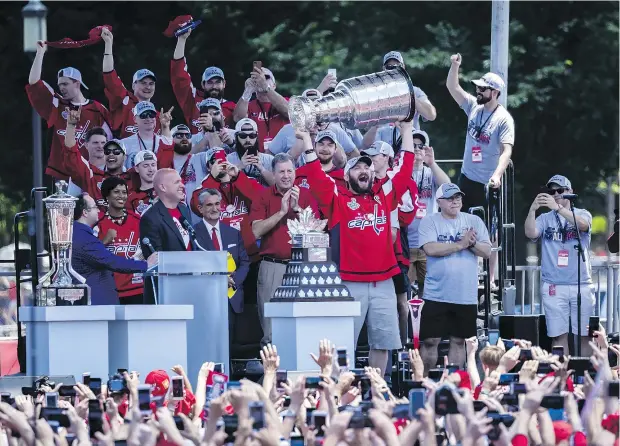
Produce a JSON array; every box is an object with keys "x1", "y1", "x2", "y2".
[
  {"x1": 46, "y1": 25, "x2": 113, "y2": 49},
  {"x1": 145, "y1": 369, "x2": 170, "y2": 397},
  {"x1": 164, "y1": 15, "x2": 193, "y2": 38}
]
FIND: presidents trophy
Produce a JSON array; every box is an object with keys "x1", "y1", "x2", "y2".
[
  {"x1": 289, "y1": 66, "x2": 416, "y2": 131},
  {"x1": 408, "y1": 298, "x2": 424, "y2": 349},
  {"x1": 272, "y1": 207, "x2": 352, "y2": 301},
  {"x1": 36, "y1": 181, "x2": 90, "y2": 306}
]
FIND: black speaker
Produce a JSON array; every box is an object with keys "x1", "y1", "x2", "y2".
[
  {"x1": 0, "y1": 375, "x2": 76, "y2": 396},
  {"x1": 499, "y1": 314, "x2": 551, "y2": 352}
]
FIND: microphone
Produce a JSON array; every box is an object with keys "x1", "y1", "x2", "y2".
[
  {"x1": 179, "y1": 214, "x2": 207, "y2": 251},
  {"x1": 142, "y1": 237, "x2": 156, "y2": 255},
  {"x1": 174, "y1": 19, "x2": 202, "y2": 38},
  {"x1": 562, "y1": 194, "x2": 578, "y2": 200}
]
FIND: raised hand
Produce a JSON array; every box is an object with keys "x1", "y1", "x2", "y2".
[
  {"x1": 36, "y1": 40, "x2": 47, "y2": 54},
  {"x1": 289, "y1": 186, "x2": 301, "y2": 212},
  {"x1": 159, "y1": 106, "x2": 174, "y2": 129},
  {"x1": 67, "y1": 106, "x2": 81, "y2": 126},
  {"x1": 535, "y1": 193, "x2": 559, "y2": 211},
  {"x1": 101, "y1": 27, "x2": 113, "y2": 45},
  {"x1": 450, "y1": 53, "x2": 462, "y2": 66},
  {"x1": 210, "y1": 159, "x2": 227, "y2": 179},
  {"x1": 280, "y1": 189, "x2": 292, "y2": 215},
  {"x1": 317, "y1": 73, "x2": 337, "y2": 94},
  {"x1": 408, "y1": 349, "x2": 424, "y2": 381},
  {"x1": 251, "y1": 67, "x2": 269, "y2": 92},
  {"x1": 260, "y1": 344, "x2": 280, "y2": 374},
  {"x1": 310, "y1": 338, "x2": 335, "y2": 375}
]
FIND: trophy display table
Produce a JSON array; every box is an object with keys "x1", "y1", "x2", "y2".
[
  {"x1": 108, "y1": 305, "x2": 193, "y2": 379},
  {"x1": 265, "y1": 300, "x2": 360, "y2": 370},
  {"x1": 19, "y1": 306, "x2": 116, "y2": 381},
  {"x1": 157, "y1": 251, "x2": 229, "y2": 381}
]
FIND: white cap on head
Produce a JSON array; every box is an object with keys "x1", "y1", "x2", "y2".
[
  {"x1": 362, "y1": 141, "x2": 395, "y2": 159},
  {"x1": 383, "y1": 51, "x2": 404, "y2": 66},
  {"x1": 471, "y1": 72, "x2": 505, "y2": 91},
  {"x1": 344, "y1": 156, "x2": 373, "y2": 176},
  {"x1": 412, "y1": 129, "x2": 430, "y2": 147},
  {"x1": 58, "y1": 67, "x2": 89, "y2": 90},
  {"x1": 546, "y1": 175, "x2": 572, "y2": 190},
  {"x1": 134, "y1": 150, "x2": 157, "y2": 166},
  {"x1": 436, "y1": 183, "x2": 465, "y2": 199},
  {"x1": 133, "y1": 69, "x2": 157, "y2": 83},
  {"x1": 133, "y1": 101, "x2": 157, "y2": 117},
  {"x1": 235, "y1": 118, "x2": 258, "y2": 133}
]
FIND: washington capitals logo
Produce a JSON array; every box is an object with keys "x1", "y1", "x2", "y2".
[
  {"x1": 347, "y1": 204, "x2": 387, "y2": 235},
  {"x1": 57, "y1": 119, "x2": 91, "y2": 148},
  {"x1": 107, "y1": 231, "x2": 140, "y2": 258},
  {"x1": 221, "y1": 196, "x2": 248, "y2": 220}
]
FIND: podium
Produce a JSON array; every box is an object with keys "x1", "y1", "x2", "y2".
[
  {"x1": 158, "y1": 251, "x2": 229, "y2": 381},
  {"x1": 265, "y1": 301, "x2": 360, "y2": 371},
  {"x1": 20, "y1": 306, "x2": 116, "y2": 381},
  {"x1": 108, "y1": 305, "x2": 193, "y2": 379}
]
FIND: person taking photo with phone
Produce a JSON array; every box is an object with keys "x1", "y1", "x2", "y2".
[{"x1": 524, "y1": 175, "x2": 594, "y2": 356}]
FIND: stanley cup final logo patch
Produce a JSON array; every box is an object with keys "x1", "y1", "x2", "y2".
[{"x1": 347, "y1": 198, "x2": 360, "y2": 210}]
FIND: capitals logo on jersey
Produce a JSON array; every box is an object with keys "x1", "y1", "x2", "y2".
[
  {"x1": 347, "y1": 204, "x2": 388, "y2": 235},
  {"x1": 298, "y1": 179, "x2": 310, "y2": 189},
  {"x1": 107, "y1": 231, "x2": 140, "y2": 258},
  {"x1": 135, "y1": 200, "x2": 150, "y2": 215},
  {"x1": 57, "y1": 119, "x2": 91, "y2": 148},
  {"x1": 221, "y1": 196, "x2": 249, "y2": 223}
]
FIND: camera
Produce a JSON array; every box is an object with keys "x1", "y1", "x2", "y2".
[
  {"x1": 435, "y1": 383, "x2": 463, "y2": 416},
  {"x1": 107, "y1": 374, "x2": 128, "y2": 395},
  {"x1": 22, "y1": 375, "x2": 56, "y2": 397}
]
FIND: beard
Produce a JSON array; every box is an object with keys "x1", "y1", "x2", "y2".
[
  {"x1": 235, "y1": 137, "x2": 258, "y2": 156},
  {"x1": 348, "y1": 174, "x2": 373, "y2": 194},
  {"x1": 318, "y1": 154, "x2": 333, "y2": 165},
  {"x1": 476, "y1": 94, "x2": 491, "y2": 105},
  {"x1": 207, "y1": 88, "x2": 224, "y2": 100},
  {"x1": 174, "y1": 141, "x2": 192, "y2": 155}
]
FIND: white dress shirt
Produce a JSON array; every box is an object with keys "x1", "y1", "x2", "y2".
[{"x1": 203, "y1": 219, "x2": 222, "y2": 250}]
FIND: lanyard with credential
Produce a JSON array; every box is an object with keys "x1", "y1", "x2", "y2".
[
  {"x1": 255, "y1": 100, "x2": 273, "y2": 137},
  {"x1": 475, "y1": 105, "x2": 500, "y2": 139},
  {"x1": 137, "y1": 133, "x2": 156, "y2": 152},
  {"x1": 554, "y1": 210, "x2": 569, "y2": 244}
]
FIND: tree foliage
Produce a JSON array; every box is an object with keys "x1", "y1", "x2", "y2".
[{"x1": 0, "y1": 1, "x2": 617, "y2": 256}]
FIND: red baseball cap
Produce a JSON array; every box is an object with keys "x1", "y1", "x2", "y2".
[
  {"x1": 164, "y1": 15, "x2": 194, "y2": 38},
  {"x1": 145, "y1": 369, "x2": 170, "y2": 397},
  {"x1": 553, "y1": 421, "x2": 572, "y2": 444}
]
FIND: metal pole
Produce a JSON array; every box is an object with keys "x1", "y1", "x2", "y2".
[
  {"x1": 491, "y1": 0, "x2": 510, "y2": 108},
  {"x1": 32, "y1": 89, "x2": 46, "y2": 280}
]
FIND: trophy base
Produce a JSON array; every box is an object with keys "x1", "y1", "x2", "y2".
[
  {"x1": 36, "y1": 285, "x2": 90, "y2": 306},
  {"x1": 272, "y1": 297, "x2": 354, "y2": 303}
]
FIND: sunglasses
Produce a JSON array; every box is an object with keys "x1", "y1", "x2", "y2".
[
  {"x1": 476, "y1": 86, "x2": 493, "y2": 93},
  {"x1": 413, "y1": 143, "x2": 425, "y2": 149},
  {"x1": 238, "y1": 133, "x2": 258, "y2": 140},
  {"x1": 139, "y1": 111, "x2": 157, "y2": 119},
  {"x1": 384, "y1": 64, "x2": 401, "y2": 70},
  {"x1": 104, "y1": 148, "x2": 124, "y2": 156},
  {"x1": 549, "y1": 188, "x2": 566, "y2": 195},
  {"x1": 174, "y1": 133, "x2": 191, "y2": 139},
  {"x1": 265, "y1": 75, "x2": 272, "y2": 80}
]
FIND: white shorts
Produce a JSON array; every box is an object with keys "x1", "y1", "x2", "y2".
[{"x1": 541, "y1": 282, "x2": 595, "y2": 337}]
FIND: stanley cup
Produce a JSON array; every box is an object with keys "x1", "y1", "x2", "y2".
[
  {"x1": 289, "y1": 66, "x2": 416, "y2": 131},
  {"x1": 408, "y1": 298, "x2": 425, "y2": 349},
  {"x1": 36, "y1": 181, "x2": 90, "y2": 306}
]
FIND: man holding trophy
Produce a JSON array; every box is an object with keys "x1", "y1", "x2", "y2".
[{"x1": 296, "y1": 119, "x2": 416, "y2": 375}]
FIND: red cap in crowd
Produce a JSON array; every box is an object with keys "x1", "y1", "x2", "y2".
[
  {"x1": 164, "y1": 15, "x2": 194, "y2": 38},
  {"x1": 553, "y1": 421, "x2": 572, "y2": 443},
  {"x1": 145, "y1": 369, "x2": 170, "y2": 397}
]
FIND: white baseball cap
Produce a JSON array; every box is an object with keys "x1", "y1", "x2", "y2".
[
  {"x1": 362, "y1": 141, "x2": 395, "y2": 159},
  {"x1": 58, "y1": 67, "x2": 88, "y2": 90},
  {"x1": 412, "y1": 129, "x2": 430, "y2": 147},
  {"x1": 471, "y1": 72, "x2": 505, "y2": 91},
  {"x1": 383, "y1": 51, "x2": 404, "y2": 66},
  {"x1": 134, "y1": 150, "x2": 157, "y2": 166},
  {"x1": 546, "y1": 175, "x2": 572, "y2": 189},
  {"x1": 235, "y1": 118, "x2": 258, "y2": 133},
  {"x1": 133, "y1": 101, "x2": 157, "y2": 117}
]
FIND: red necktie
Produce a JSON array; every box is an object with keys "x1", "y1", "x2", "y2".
[{"x1": 211, "y1": 227, "x2": 220, "y2": 251}]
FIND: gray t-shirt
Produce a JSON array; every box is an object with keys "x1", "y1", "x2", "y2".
[
  {"x1": 269, "y1": 123, "x2": 357, "y2": 167},
  {"x1": 418, "y1": 212, "x2": 491, "y2": 305},
  {"x1": 407, "y1": 166, "x2": 439, "y2": 249},
  {"x1": 226, "y1": 151, "x2": 274, "y2": 187},
  {"x1": 532, "y1": 209, "x2": 593, "y2": 285},
  {"x1": 460, "y1": 94, "x2": 515, "y2": 184}
]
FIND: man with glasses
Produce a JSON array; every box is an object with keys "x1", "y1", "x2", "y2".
[
  {"x1": 26, "y1": 40, "x2": 112, "y2": 181},
  {"x1": 447, "y1": 53, "x2": 515, "y2": 290},
  {"x1": 418, "y1": 183, "x2": 491, "y2": 373},
  {"x1": 191, "y1": 98, "x2": 236, "y2": 153},
  {"x1": 524, "y1": 175, "x2": 594, "y2": 356},
  {"x1": 122, "y1": 102, "x2": 173, "y2": 168},
  {"x1": 227, "y1": 118, "x2": 275, "y2": 186},
  {"x1": 233, "y1": 66, "x2": 290, "y2": 153},
  {"x1": 171, "y1": 29, "x2": 236, "y2": 132},
  {"x1": 101, "y1": 28, "x2": 161, "y2": 139}
]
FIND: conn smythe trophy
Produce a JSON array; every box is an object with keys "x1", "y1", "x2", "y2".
[
  {"x1": 272, "y1": 208, "x2": 352, "y2": 301},
  {"x1": 289, "y1": 66, "x2": 416, "y2": 131},
  {"x1": 36, "y1": 181, "x2": 90, "y2": 306}
]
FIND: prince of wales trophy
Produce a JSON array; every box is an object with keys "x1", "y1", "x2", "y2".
[
  {"x1": 36, "y1": 181, "x2": 90, "y2": 306},
  {"x1": 271, "y1": 208, "x2": 352, "y2": 301}
]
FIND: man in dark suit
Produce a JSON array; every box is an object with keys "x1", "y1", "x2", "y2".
[
  {"x1": 140, "y1": 168, "x2": 194, "y2": 255},
  {"x1": 72, "y1": 193, "x2": 158, "y2": 305},
  {"x1": 194, "y1": 188, "x2": 250, "y2": 342}
]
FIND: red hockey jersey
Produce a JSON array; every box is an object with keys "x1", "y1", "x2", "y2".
[
  {"x1": 191, "y1": 171, "x2": 263, "y2": 260},
  {"x1": 103, "y1": 69, "x2": 161, "y2": 139},
  {"x1": 295, "y1": 165, "x2": 345, "y2": 227},
  {"x1": 26, "y1": 80, "x2": 111, "y2": 180},
  {"x1": 304, "y1": 150, "x2": 415, "y2": 282},
  {"x1": 95, "y1": 210, "x2": 143, "y2": 298},
  {"x1": 246, "y1": 99, "x2": 289, "y2": 153},
  {"x1": 170, "y1": 58, "x2": 235, "y2": 133},
  {"x1": 126, "y1": 188, "x2": 156, "y2": 215}
]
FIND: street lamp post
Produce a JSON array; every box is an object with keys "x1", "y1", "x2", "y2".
[{"x1": 22, "y1": 0, "x2": 48, "y2": 279}]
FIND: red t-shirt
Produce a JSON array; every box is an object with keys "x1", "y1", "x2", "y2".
[
  {"x1": 246, "y1": 99, "x2": 289, "y2": 153},
  {"x1": 167, "y1": 208, "x2": 192, "y2": 251},
  {"x1": 249, "y1": 185, "x2": 318, "y2": 260},
  {"x1": 25, "y1": 80, "x2": 111, "y2": 180},
  {"x1": 103, "y1": 70, "x2": 162, "y2": 139},
  {"x1": 95, "y1": 210, "x2": 143, "y2": 298}
]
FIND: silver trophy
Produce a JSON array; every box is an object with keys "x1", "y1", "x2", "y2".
[
  {"x1": 36, "y1": 181, "x2": 90, "y2": 306},
  {"x1": 272, "y1": 207, "x2": 351, "y2": 301},
  {"x1": 289, "y1": 66, "x2": 416, "y2": 131}
]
